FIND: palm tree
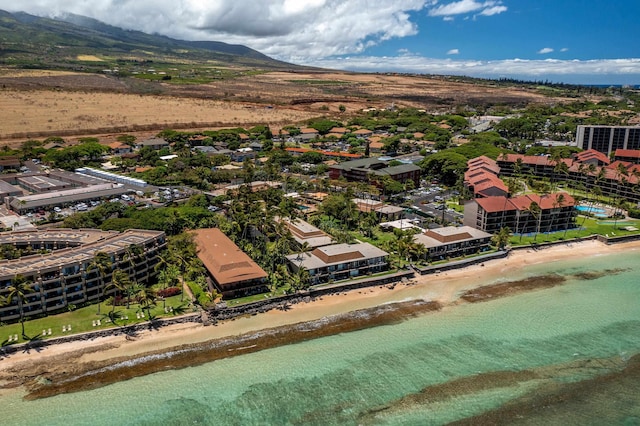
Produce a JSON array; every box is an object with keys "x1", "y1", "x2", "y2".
[
  {"x1": 3, "y1": 275, "x2": 34, "y2": 338},
  {"x1": 138, "y1": 286, "x2": 156, "y2": 319},
  {"x1": 122, "y1": 244, "x2": 147, "y2": 307},
  {"x1": 87, "y1": 251, "x2": 112, "y2": 315},
  {"x1": 108, "y1": 270, "x2": 129, "y2": 315},
  {"x1": 492, "y1": 227, "x2": 511, "y2": 250},
  {"x1": 519, "y1": 201, "x2": 540, "y2": 242}
]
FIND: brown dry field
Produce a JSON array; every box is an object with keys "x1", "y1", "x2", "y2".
[{"x1": 0, "y1": 68, "x2": 570, "y2": 146}]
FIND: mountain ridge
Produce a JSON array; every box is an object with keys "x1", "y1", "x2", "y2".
[{"x1": 0, "y1": 9, "x2": 300, "y2": 70}]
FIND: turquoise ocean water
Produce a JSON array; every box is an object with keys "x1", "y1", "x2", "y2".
[{"x1": 2, "y1": 250, "x2": 640, "y2": 425}]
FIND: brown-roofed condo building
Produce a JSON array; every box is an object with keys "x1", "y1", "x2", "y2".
[
  {"x1": 414, "y1": 226, "x2": 493, "y2": 261},
  {"x1": 193, "y1": 228, "x2": 268, "y2": 298},
  {"x1": 286, "y1": 242, "x2": 388, "y2": 285}
]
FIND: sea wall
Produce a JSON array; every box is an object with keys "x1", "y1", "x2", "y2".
[
  {"x1": 597, "y1": 233, "x2": 640, "y2": 245},
  {"x1": 412, "y1": 250, "x2": 509, "y2": 275},
  {"x1": 1, "y1": 313, "x2": 201, "y2": 356},
  {"x1": 208, "y1": 270, "x2": 416, "y2": 322}
]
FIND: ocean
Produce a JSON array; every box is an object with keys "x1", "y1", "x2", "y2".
[{"x1": 1, "y1": 250, "x2": 640, "y2": 425}]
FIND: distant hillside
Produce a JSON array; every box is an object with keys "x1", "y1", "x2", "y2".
[{"x1": 0, "y1": 10, "x2": 299, "y2": 70}]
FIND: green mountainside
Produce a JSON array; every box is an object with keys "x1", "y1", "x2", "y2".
[{"x1": 0, "y1": 10, "x2": 299, "y2": 71}]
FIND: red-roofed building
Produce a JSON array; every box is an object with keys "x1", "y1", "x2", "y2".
[
  {"x1": 285, "y1": 147, "x2": 363, "y2": 160},
  {"x1": 497, "y1": 154, "x2": 562, "y2": 177},
  {"x1": 614, "y1": 149, "x2": 640, "y2": 164},
  {"x1": 465, "y1": 171, "x2": 508, "y2": 198},
  {"x1": 464, "y1": 193, "x2": 576, "y2": 234},
  {"x1": 573, "y1": 149, "x2": 610, "y2": 166},
  {"x1": 107, "y1": 141, "x2": 132, "y2": 155}
]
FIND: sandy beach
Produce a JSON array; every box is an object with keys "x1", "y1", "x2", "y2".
[{"x1": 1, "y1": 239, "x2": 638, "y2": 398}]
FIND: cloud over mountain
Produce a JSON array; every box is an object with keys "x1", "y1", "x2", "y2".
[{"x1": 0, "y1": 0, "x2": 428, "y2": 59}]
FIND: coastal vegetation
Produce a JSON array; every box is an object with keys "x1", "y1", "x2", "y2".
[{"x1": 2, "y1": 11, "x2": 640, "y2": 338}]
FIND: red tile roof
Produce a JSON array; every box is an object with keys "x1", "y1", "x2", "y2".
[
  {"x1": 476, "y1": 193, "x2": 575, "y2": 214},
  {"x1": 574, "y1": 149, "x2": 610, "y2": 165},
  {"x1": 614, "y1": 149, "x2": 640, "y2": 159},
  {"x1": 285, "y1": 147, "x2": 362, "y2": 159},
  {"x1": 476, "y1": 196, "x2": 517, "y2": 213}
]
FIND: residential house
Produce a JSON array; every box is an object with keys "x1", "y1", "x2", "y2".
[
  {"x1": 231, "y1": 147, "x2": 256, "y2": 162},
  {"x1": 108, "y1": 141, "x2": 132, "y2": 155},
  {"x1": 136, "y1": 137, "x2": 169, "y2": 151}
]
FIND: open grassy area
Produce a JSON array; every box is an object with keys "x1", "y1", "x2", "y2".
[
  {"x1": 510, "y1": 215, "x2": 640, "y2": 246},
  {"x1": 0, "y1": 294, "x2": 192, "y2": 346}
]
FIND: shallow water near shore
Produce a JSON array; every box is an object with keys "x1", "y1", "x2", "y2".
[{"x1": 2, "y1": 250, "x2": 640, "y2": 425}]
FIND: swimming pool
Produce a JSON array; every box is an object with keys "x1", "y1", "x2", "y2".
[{"x1": 576, "y1": 205, "x2": 606, "y2": 214}]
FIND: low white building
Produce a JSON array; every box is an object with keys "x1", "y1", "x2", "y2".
[
  {"x1": 413, "y1": 226, "x2": 493, "y2": 261},
  {"x1": 286, "y1": 242, "x2": 388, "y2": 285}
]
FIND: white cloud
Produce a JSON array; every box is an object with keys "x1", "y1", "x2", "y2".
[
  {"x1": 538, "y1": 47, "x2": 554, "y2": 54},
  {"x1": 0, "y1": 0, "x2": 428, "y2": 59},
  {"x1": 560, "y1": 47, "x2": 569, "y2": 52},
  {"x1": 479, "y1": 5, "x2": 507, "y2": 16},
  {"x1": 447, "y1": 49, "x2": 460, "y2": 55},
  {"x1": 302, "y1": 55, "x2": 640, "y2": 83},
  {"x1": 443, "y1": 16, "x2": 455, "y2": 21},
  {"x1": 428, "y1": 0, "x2": 507, "y2": 17}
]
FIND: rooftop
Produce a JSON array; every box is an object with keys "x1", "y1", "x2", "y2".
[
  {"x1": 193, "y1": 228, "x2": 267, "y2": 286},
  {"x1": 286, "y1": 242, "x2": 388, "y2": 270}
]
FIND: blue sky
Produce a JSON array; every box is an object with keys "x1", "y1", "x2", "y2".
[{"x1": 2, "y1": 0, "x2": 639, "y2": 84}]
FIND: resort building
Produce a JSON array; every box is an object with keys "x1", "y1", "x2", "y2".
[
  {"x1": 281, "y1": 218, "x2": 333, "y2": 248},
  {"x1": 572, "y1": 149, "x2": 610, "y2": 166},
  {"x1": 464, "y1": 193, "x2": 576, "y2": 235},
  {"x1": 464, "y1": 170, "x2": 508, "y2": 198},
  {"x1": 613, "y1": 149, "x2": 640, "y2": 164},
  {"x1": 329, "y1": 158, "x2": 420, "y2": 186},
  {"x1": 352, "y1": 198, "x2": 404, "y2": 221},
  {"x1": 493, "y1": 153, "x2": 640, "y2": 203},
  {"x1": 413, "y1": 226, "x2": 492, "y2": 261},
  {"x1": 192, "y1": 228, "x2": 268, "y2": 298},
  {"x1": 286, "y1": 242, "x2": 389, "y2": 285},
  {"x1": 0, "y1": 229, "x2": 166, "y2": 322},
  {"x1": 576, "y1": 125, "x2": 640, "y2": 157}
]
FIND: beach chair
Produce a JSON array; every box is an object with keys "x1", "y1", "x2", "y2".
[
  {"x1": 7, "y1": 335, "x2": 12, "y2": 342},
  {"x1": 48, "y1": 328, "x2": 52, "y2": 335},
  {"x1": 92, "y1": 321, "x2": 96, "y2": 327},
  {"x1": 14, "y1": 334, "x2": 18, "y2": 341},
  {"x1": 62, "y1": 326, "x2": 67, "y2": 332}
]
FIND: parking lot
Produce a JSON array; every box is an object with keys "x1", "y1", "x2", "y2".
[{"x1": 403, "y1": 184, "x2": 464, "y2": 225}]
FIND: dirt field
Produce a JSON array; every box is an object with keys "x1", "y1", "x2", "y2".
[{"x1": 0, "y1": 68, "x2": 569, "y2": 145}]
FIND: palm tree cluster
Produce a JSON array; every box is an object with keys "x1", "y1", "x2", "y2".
[{"x1": 200, "y1": 185, "x2": 312, "y2": 293}]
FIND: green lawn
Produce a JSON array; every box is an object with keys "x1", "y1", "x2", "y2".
[
  {"x1": 0, "y1": 295, "x2": 192, "y2": 346},
  {"x1": 510, "y1": 216, "x2": 640, "y2": 246}
]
